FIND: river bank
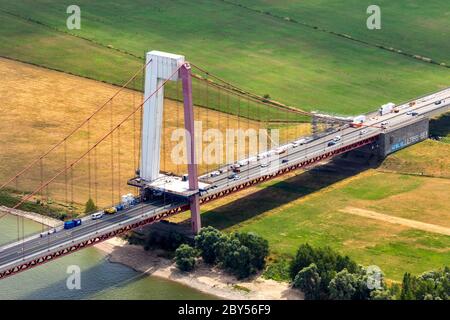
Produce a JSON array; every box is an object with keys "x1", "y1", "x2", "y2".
[
  {"x1": 95, "y1": 238, "x2": 303, "y2": 300},
  {"x1": 0, "y1": 205, "x2": 302, "y2": 300},
  {"x1": 0, "y1": 206, "x2": 61, "y2": 227}
]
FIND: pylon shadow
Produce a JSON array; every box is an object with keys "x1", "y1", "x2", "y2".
[
  {"x1": 429, "y1": 113, "x2": 450, "y2": 139},
  {"x1": 197, "y1": 149, "x2": 381, "y2": 230}
]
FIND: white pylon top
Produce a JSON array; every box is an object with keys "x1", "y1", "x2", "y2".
[{"x1": 147, "y1": 50, "x2": 185, "y2": 81}]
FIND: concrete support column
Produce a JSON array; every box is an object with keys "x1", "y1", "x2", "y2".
[{"x1": 180, "y1": 63, "x2": 201, "y2": 234}]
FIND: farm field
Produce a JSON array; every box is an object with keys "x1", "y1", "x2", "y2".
[
  {"x1": 187, "y1": 144, "x2": 450, "y2": 281},
  {"x1": 0, "y1": 0, "x2": 449, "y2": 115},
  {"x1": 232, "y1": 0, "x2": 450, "y2": 65},
  {"x1": 0, "y1": 57, "x2": 309, "y2": 209}
]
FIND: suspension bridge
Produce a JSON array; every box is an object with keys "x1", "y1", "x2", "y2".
[{"x1": 0, "y1": 51, "x2": 449, "y2": 280}]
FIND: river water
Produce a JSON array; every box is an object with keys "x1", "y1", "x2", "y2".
[{"x1": 0, "y1": 215, "x2": 215, "y2": 299}]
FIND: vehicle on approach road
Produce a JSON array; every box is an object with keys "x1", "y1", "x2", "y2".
[
  {"x1": 210, "y1": 171, "x2": 220, "y2": 177},
  {"x1": 104, "y1": 207, "x2": 117, "y2": 215},
  {"x1": 379, "y1": 102, "x2": 396, "y2": 115},
  {"x1": 351, "y1": 115, "x2": 366, "y2": 128},
  {"x1": 64, "y1": 219, "x2": 82, "y2": 230},
  {"x1": 40, "y1": 229, "x2": 57, "y2": 237},
  {"x1": 228, "y1": 173, "x2": 241, "y2": 180},
  {"x1": 91, "y1": 212, "x2": 103, "y2": 220}
]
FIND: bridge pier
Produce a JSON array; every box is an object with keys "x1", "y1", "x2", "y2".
[
  {"x1": 378, "y1": 118, "x2": 429, "y2": 158},
  {"x1": 180, "y1": 62, "x2": 201, "y2": 234}
]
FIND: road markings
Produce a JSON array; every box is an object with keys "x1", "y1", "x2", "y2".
[{"x1": 340, "y1": 207, "x2": 450, "y2": 236}]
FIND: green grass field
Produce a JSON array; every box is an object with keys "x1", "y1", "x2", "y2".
[
  {"x1": 0, "y1": 0, "x2": 449, "y2": 115},
  {"x1": 200, "y1": 167, "x2": 450, "y2": 281},
  {"x1": 231, "y1": 0, "x2": 450, "y2": 65}
]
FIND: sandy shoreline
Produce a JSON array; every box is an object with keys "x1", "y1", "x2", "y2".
[{"x1": 95, "y1": 238, "x2": 303, "y2": 300}]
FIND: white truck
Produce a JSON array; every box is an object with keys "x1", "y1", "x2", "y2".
[
  {"x1": 351, "y1": 115, "x2": 366, "y2": 128},
  {"x1": 379, "y1": 102, "x2": 396, "y2": 116}
]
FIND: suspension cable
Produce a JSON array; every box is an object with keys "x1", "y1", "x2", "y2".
[
  {"x1": 11, "y1": 64, "x2": 182, "y2": 215},
  {"x1": 0, "y1": 59, "x2": 153, "y2": 192}
]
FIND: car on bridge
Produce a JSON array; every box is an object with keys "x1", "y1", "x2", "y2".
[
  {"x1": 40, "y1": 229, "x2": 57, "y2": 237},
  {"x1": 210, "y1": 171, "x2": 220, "y2": 177},
  {"x1": 104, "y1": 207, "x2": 117, "y2": 215},
  {"x1": 64, "y1": 219, "x2": 82, "y2": 230},
  {"x1": 91, "y1": 212, "x2": 103, "y2": 220},
  {"x1": 327, "y1": 141, "x2": 336, "y2": 147}
]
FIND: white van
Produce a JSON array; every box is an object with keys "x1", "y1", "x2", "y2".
[{"x1": 91, "y1": 212, "x2": 104, "y2": 220}]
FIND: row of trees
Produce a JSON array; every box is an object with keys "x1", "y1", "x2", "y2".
[
  {"x1": 290, "y1": 243, "x2": 449, "y2": 300},
  {"x1": 175, "y1": 226, "x2": 269, "y2": 279}
]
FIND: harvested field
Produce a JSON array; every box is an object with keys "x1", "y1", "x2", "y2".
[{"x1": 0, "y1": 57, "x2": 310, "y2": 210}]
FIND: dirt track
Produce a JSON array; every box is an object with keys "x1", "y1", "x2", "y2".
[{"x1": 341, "y1": 207, "x2": 450, "y2": 236}]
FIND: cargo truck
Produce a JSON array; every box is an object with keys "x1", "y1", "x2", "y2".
[
  {"x1": 352, "y1": 115, "x2": 366, "y2": 126},
  {"x1": 64, "y1": 219, "x2": 82, "y2": 230},
  {"x1": 379, "y1": 102, "x2": 396, "y2": 116}
]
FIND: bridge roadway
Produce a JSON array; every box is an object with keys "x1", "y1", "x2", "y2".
[
  {"x1": 0, "y1": 87, "x2": 449, "y2": 279},
  {"x1": 200, "y1": 88, "x2": 450, "y2": 193}
]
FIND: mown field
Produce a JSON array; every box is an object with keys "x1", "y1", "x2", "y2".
[
  {"x1": 232, "y1": 0, "x2": 450, "y2": 65},
  {"x1": 0, "y1": 0, "x2": 449, "y2": 115},
  {"x1": 193, "y1": 152, "x2": 450, "y2": 281}
]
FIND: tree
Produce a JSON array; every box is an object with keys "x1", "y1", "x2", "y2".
[
  {"x1": 290, "y1": 243, "x2": 316, "y2": 279},
  {"x1": 194, "y1": 226, "x2": 224, "y2": 264},
  {"x1": 235, "y1": 232, "x2": 269, "y2": 270},
  {"x1": 400, "y1": 272, "x2": 416, "y2": 300},
  {"x1": 328, "y1": 269, "x2": 358, "y2": 300},
  {"x1": 217, "y1": 236, "x2": 254, "y2": 279},
  {"x1": 293, "y1": 263, "x2": 321, "y2": 300},
  {"x1": 84, "y1": 198, "x2": 97, "y2": 213},
  {"x1": 175, "y1": 244, "x2": 197, "y2": 272},
  {"x1": 414, "y1": 267, "x2": 449, "y2": 300}
]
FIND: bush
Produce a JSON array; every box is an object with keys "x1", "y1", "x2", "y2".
[
  {"x1": 175, "y1": 244, "x2": 197, "y2": 272},
  {"x1": 84, "y1": 198, "x2": 97, "y2": 214},
  {"x1": 400, "y1": 267, "x2": 449, "y2": 300},
  {"x1": 194, "y1": 226, "x2": 224, "y2": 264},
  {"x1": 290, "y1": 244, "x2": 358, "y2": 294},
  {"x1": 193, "y1": 228, "x2": 269, "y2": 279},
  {"x1": 235, "y1": 232, "x2": 269, "y2": 270},
  {"x1": 293, "y1": 263, "x2": 321, "y2": 300},
  {"x1": 217, "y1": 236, "x2": 253, "y2": 279},
  {"x1": 328, "y1": 269, "x2": 358, "y2": 300},
  {"x1": 144, "y1": 230, "x2": 187, "y2": 251}
]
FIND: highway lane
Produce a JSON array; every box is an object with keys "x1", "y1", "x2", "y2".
[{"x1": 200, "y1": 89, "x2": 450, "y2": 191}]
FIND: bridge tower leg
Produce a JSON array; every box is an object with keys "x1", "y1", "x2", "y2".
[
  {"x1": 180, "y1": 63, "x2": 201, "y2": 234},
  {"x1": 140, "y1": 50, "x2": 201, "y2": 234}
]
